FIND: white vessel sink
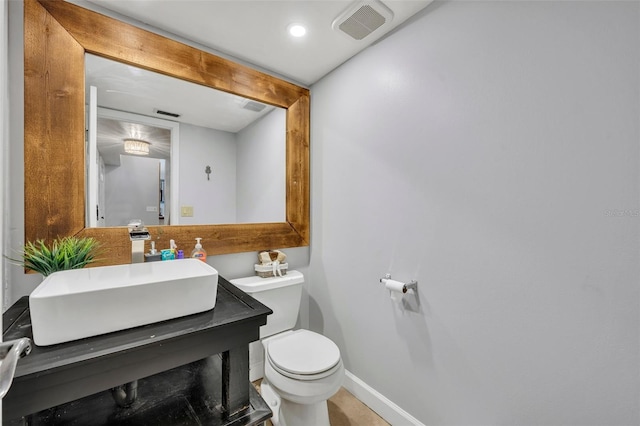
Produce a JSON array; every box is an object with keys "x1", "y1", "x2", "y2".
[{"x1": 29, "y1": 259, "x2": 218, "y2": 346}]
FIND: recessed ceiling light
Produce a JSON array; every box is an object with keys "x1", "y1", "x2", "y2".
[{"x1": 288, "y1": 23, "x2": 307, "y2": 38}]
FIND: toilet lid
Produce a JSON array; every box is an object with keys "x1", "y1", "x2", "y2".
[{"x1": 267, "y1": 330, "x2": 341, "y2": 375}]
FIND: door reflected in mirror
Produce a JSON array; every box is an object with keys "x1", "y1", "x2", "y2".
[{"x1": 85, "y1": 53, "x2": 286, "y2": 228}]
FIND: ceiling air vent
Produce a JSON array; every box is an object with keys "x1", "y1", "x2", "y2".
[
  {"x1": 155, "y1": 109, "x2": 181, "y2": 118},
  {"x1": 332, "y1": 0, "x2": 394, "y2": 41},
  {"x1": 242, "y1": 100, "x2": 267, "y2": 113}
]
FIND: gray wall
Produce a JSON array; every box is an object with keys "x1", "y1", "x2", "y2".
[
  {"x1": 178, "y1": 123, "x2": 237, "y2": 225},
  {"x1": 1, "y1": 0, "x2": 8, "y2": 312},
  {"x1": 104, "y1": 156, "x2": 162, "y2": 226},
  {"x1": 236, "y1": 107, "x2": 286, "y2": 223},
  {"x1": 4, "y1": 0, "x2": 639, "y2": 424},
  {"x1": 308, "y1": 1, "x2": 639, "y2": 424},
  {"x1": 6, "y1": 0, "x2": 42, "y2": 306}
]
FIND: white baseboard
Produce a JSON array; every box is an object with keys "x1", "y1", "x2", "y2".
[{"x1": 342, "y1": 370, "x2": 425, "y2": 426}]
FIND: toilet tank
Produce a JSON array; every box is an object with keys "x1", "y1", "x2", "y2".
[{"x1": 230, "y1": 271, "x2": 304, "y2": 339}]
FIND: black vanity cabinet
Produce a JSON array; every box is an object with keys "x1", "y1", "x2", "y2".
[{"x1": 2, "y1": 276, "x2": 272, "y2": 425}]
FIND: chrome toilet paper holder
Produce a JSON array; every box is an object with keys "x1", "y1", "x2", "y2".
[{"x1": 380, "y1": 274, "x2": 418, "y2": 293}]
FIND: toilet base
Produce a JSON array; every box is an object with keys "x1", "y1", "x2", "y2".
[
  {"x1": 261, "y1": 380, "x2": 330, "y2": 426},
  {"x1": 281, "y1": 398, "x2": 330, "y2": 426}
]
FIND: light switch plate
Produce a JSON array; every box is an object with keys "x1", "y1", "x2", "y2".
[{"x1": 181, "y1": 206, "x2": 194, "y2": 217}]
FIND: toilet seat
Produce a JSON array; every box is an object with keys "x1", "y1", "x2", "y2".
[{"x1": 266, "y1": 330, "x2": 341, "y2": 381}]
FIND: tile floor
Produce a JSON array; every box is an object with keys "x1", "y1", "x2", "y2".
[
  {"x1": 253, "y1": 381, "x2": 389, "y2": 426},
  {"x1": 326, "y1": 387, "x2": 390, "y2": 426}
]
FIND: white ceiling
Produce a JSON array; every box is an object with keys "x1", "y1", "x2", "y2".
[
  {"x1": 97, "y1": 116, "x2": 171, "y2": 165},
  {"x1": 78, "y1": 0, "x2": 433, "y2": 162},
  {"x1": 79, "y1": 0, "x2": 433, "y2": 86},
  {"x1": 86, "y1": 53, "x2": 276, "y2": 132},
  {"x1": 86, "y1": 53, "x2": 281, "y2": 161}
]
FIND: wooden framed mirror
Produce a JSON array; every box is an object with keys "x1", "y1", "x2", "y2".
[{"x1": 24, "y1": 0, "x2": 309, "y2": 266}]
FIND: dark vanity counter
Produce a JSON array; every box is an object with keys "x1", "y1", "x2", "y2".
[{"x1": 2, "y1": 276, "x2": 272, "y2": 425}]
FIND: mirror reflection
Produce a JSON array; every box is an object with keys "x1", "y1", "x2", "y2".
[{"x1": 85, "y1": 54, "x2": 286, "y2": 228}]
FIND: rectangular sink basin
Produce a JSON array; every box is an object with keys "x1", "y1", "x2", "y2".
[{"x1": 29, "y1": 259, "x2": 218, "y2": 346}]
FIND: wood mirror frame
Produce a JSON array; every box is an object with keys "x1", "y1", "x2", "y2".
[{"x1": 24, "y1": 0, "x2": 309, "y2": 266}]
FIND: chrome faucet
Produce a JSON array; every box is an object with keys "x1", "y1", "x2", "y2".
[{"x1": 128, "y1": 220, "x2": 150, "y2": 264}]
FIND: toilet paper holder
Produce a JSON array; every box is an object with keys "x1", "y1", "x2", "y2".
[{"x1": 380, "y1": 274, "x2": 418, "y2": 293}]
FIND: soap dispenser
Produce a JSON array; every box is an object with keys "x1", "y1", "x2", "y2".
[
  {"x1": 191, "y1": 238, "x2": 207, "y2": 262},
  {"x1": 145, "y1": 241, "x2": 162, "y2": 262}
]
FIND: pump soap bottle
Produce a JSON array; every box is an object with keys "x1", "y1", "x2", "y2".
[
  {"x1": 191, "y1": 238, "x2": 207, "y2": 262},
  {"x1": 145, "y1": 241, "x2": 162, "y2": 262}
]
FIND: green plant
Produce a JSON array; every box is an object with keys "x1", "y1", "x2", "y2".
[{"x1": 13, "y1": 236, "x2": 101, "y2": 277}]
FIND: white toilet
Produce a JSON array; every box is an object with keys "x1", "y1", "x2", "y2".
[{"x1": 230, "y1": 271, "x2": 344, "y2": 426}]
